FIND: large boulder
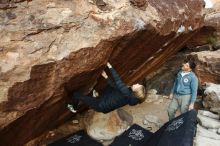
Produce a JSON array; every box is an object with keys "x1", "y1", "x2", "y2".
[
  {"x1": 85, "y1": 109, "x2": 133, "y2": 141},
  {"x1": 203, "y1": 83, "x2": 220, "y2": 115},
  {"x1": 189, "y1": 49, "x2": 220, "y2": 84},
  {"x1": 0, "y1": 0, "x2": 204, "y2": 145}
]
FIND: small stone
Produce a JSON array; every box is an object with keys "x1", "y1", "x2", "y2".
[
  {"x1": 46, "y1": 2, "x2": 56, "y2": 8},
  {"x1": 188, "y1": 26, "x2": 193, "y2": 31},
  {"x1": 144, "y1": 115, "x2": 163, "y2": 128},
  {"x1": 145, "y1": 99, "x2": 153, "y2": 103},
  {"x1": 143, "y1": 119, "x2": 148, "y2": 125},
  {"x1": 147, "y1": 89, "x2": 157, "y2": 95},
  {"x1": 153, "y1": 98, "x2": 163, "y2": 104},
  {"x1": 177, "y1": 25, "x2": 185, "y2": 33},
  {"x1": 158, "y1": 99, "x2": 163, "y2": 103},
  {"x1": 163, "y1": 95, "x2": 169, "y2": 99},
  {"x1": 48, "y1": 131, "x2": 55, "y2": 137},
  {"x1": 153, "y1": 101, "x2": 160, "y2": 104},
  {"x1": 145, "y1": 94, "x2": 159, "y2": 103}
]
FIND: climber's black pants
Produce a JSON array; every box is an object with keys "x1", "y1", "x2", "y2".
[{"x1": 70, "y1": 92, "x2": 101, "y2": 111}]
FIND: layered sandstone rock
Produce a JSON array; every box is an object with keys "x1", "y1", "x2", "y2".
[
  {"x1": 189, "y1": 50, "x2": 220, "y2": 84},
  {"x1": 203, "y1": 83, "x2": 220, "y2": 115},
  {"x1": 0, "y1": 0, "x2": 204, "y2": 145},
  {"x1": 197, "y1": 114, "x2": 220, "y2": 129},
  {"x1": 198, "y1": 110, "x2": 220, "y2": 119},
  {"x1": 144, "y1": 53, "x2": 185, "y2": 95},
  {"x1": 194, "y1": 109, "x2": 220, "y2": 146},
  {"x1": 188, "y1": 0, "x2": 220, "y2": 48}
]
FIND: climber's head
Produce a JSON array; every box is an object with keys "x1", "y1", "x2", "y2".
[{"x1": 131, "y1": 83, "x2": 146, "y2": 100}]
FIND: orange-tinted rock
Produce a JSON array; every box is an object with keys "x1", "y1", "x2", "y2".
[{"x1": 0, "y1": 0, "x2": 204, "y2": 145}]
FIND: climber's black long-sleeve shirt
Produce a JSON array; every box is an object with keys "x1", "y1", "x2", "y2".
[
  {"x1": 73, "y1": 67, "x2": 140, "y2": 113},
  {"x1": 97, "y1": 67, "x2": 139, "y2": 113}
]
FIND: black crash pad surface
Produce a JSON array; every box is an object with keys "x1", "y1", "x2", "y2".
[
  {"x1": 110, "y1": 124, "x2": 153, "y2": 146},
  {"x1": 145, "y1": 110, "x2": 197, "y2": 146},
  {"x1": 47, "y1": 130, "x2": 103, "y2": 146}
]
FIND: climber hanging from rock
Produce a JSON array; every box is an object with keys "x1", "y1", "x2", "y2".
[{"x1": 67, "y1": 62, "x2": 146, "y2": 113}]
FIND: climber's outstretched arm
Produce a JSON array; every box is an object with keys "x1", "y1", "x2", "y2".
[
  {"x1": 107, "y1": 62, "x2": 130, "y2": 96},
  {"x1": 101, "y1": 70, "x2": 116, "y2": 87}
]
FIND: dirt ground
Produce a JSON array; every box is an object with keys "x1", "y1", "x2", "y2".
[{"x1": 123, "y1": 97, "x2": 170, "y2": 129}]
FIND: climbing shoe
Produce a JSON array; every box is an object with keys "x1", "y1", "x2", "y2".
[
  {"x1": 67, "y1": 104, "x2": 77, "y2": 113},
  {"x1": 92, "y1": 89, "x2": 99, "y2": 97}
]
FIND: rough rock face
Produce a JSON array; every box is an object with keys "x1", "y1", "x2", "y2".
[
  {"x1": 199, "y1": 110, "x2": 220, "y2": 119},
  {"x1": 0, "y1": 0, "x2": 204, "y2": 145},
  {"x1": 188, "y1": 0, "x2": 220, "y2": 49},
  {"x1": 203, "y1": 83, "x2": 220, "y2": 115},
  {"x1": 145, "y1": 53, "x2": 185, "y2": 95},
  {"x1": 194, "y1": 125, "x2": 220, "y2": 146},
  {"x1": 189, "y1": 50, "x2": 220, "y2": 84},
  {"x1": 194, "y1": 109, "x2": 220, "y2": 146},
  {"x1": 197, "y1": 114, "x2": 220, "y2": 129},
  {"x1": 85, "y1": 109, "x2": 132, "y2": 141},
  {"x1": 145, "y1": 89, "x2": 166, "y2": 105}
]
